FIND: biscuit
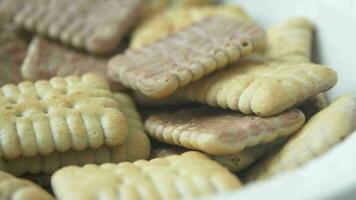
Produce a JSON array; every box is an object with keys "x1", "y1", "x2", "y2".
[
  {"x1": 21, "y1": 36, "x2": 125, "y2": 91},
  {"x1": 152, "y1": 139, "x2": 286, "y2": 172},
  {"x1": 52, "y1": 151, "x2": 241, "y2": 200},
  {"x1": 133, "y1": 91, "x2": 193, "y2": 108},
  {"x1": 299, "y1": 93, "x2": 329, "y2": 119},
  {"x1": 0, "y1": 74, "x2": 128, "y2": 160},
  {"x1": 1, "y1": 0, "x2": 143, "y2": 54},
  {"x1": 179, "y1": 18, "x2": 337, "y2": 116},
  {"x1": 131, "y1": 5, "x2": 251, "y2": 48},
  {"x1": 110, "y1": 17, "x2": 266, "y2": 98},
  {"x1": 244, "y1": 94, "x2": 356, "y2": 181},
  {"x1": 0, "y1": 170, "x2": 54, "y2": 200},
  {"x1": 145, "y1": 106, "x2": 305, "y2": 155},
  {"x1": 0, "y1": 92, "x2": 149, "y2": 176},
  {"x1": 0, "y1": 21, "x2": 27, "y2": 86}
]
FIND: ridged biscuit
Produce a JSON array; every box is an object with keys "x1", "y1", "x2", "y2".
[
  {"x1": 145, "y1": 106, "x2": 305, "y2": 155},
  {"x1": 131, "y1": 5, "x2": 251, "y2": 48},
  {"x1": 52, "y1": 151, "x2": 241, "y2": 200},
  {"x1": 110, "y1": 17, "x2": 266, "y2": 98},
  {"x1": 21, "y1": 37, "x2": 125, "y2": 91},
  {"x1": 1, "y1": 0, "x2": 143, "y2": 54},
  {"x1": 179, "y1": 17, "x2": 337, "y2": 116},
  {"x1": 244, "y1": 94, "x2": 356, "y2": 181},
  {"x1": 0, "y1": 170, "x2": 54, "y2": 200},
  {"x1": 0, "y1": 92, "x2": 149, "y2": 176},
  {"x1": 0, "y1": 21, "x2": 27, "y2": 86},
  {"x1": 0, "y1": 74, "x2": 128, "y2": 160}
]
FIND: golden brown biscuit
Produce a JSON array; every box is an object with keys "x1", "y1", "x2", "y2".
[
  {"x1": 52, "y1": 151, "x2": 241, "y2": 200},
  {"x1": 0, "y1": 21, "x2": 27, "y2": 86},
  {"x1": 21, "y1": 36, "x2": 125, "y2": 91},
  {"x1": 131, "y1": 5, "x2": 251, "y2": 48},
  {"x1": 110, "y1": 17, "x2": 266, "y2": 98},
  {"x1": 179, "y1": 17, "x2": 337, "y2": 116},
  {"x1": 1, "y1": 0, "x2": 143, "y2": 54},
  {"x1": 0, "y1": 74, "x2": 128, "y2": 160},
  {"x1": 0, "y1": 170, "x2": 54, "y2": 200},
  {"x1": 145, "y1": 106, "x2": 305, "y2": 155},
  {"x1": 244, "y1": 94, "x2": 356, "y2": 181}
]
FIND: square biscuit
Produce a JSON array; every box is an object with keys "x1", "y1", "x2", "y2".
[
  {"x1": 0, "y1": 74, "x2": 128, "y2": 161},
  {"x1": 131, "y1": 5, "x2": 252, "y2": 48},
  {"x1": 145, "y1": 106, "x2": 305, "y2": 155},
  {"x1": 52, "y1": 151, "x2": 241, "y2": 200},
  {"x1": 109, "y1": 17, "x2": 266, "y2": 98},
  {"x1": 1, "y1": 0, "x2": 143, "y2": 54},
  {"x1": 21, "y1": 37, "x2": 125, "y2": 91},
  {"x1": 245, "y1": 94, "x2": 356, "y2": 181},
  {"x1": 0, "y1": 170, "x2": 54, "y2": 200}
]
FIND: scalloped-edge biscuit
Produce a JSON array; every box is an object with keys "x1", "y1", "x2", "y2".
[
  {"x1": 109, "y1": 17, "x2": 266, "y2": 98},
  {"x1": 0, "y1": 21, "x2": 27, "y2": 86},
  {"x1": 145, "y1": 106, "x2": 305, "y2": 155},
  {"x1": 0, "y1": 170, "x2": 54, "y2": 200},
  {"x1": 1, "y1": 0, "x2": 143, "y2": 54},
  {"x1": 244, "y1": 94, "x2": 356, "y2": 181},
  {"x1": 21, "y1": 36, "x2": 125, "y2": 91},
  {"x1": 0, "y1": 74, "x2": 128, "y2": 160},
  {"x1": 52, "y1": 151, "x2": 241, "y2": 200},
  {"x1": 132, "y1": 5, "x2": 251, "y2": 48},
  {"x1": 0, "y1": 92, "x2": 149, "y2": 176}
]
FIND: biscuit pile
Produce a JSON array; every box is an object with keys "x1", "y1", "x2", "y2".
[{"x1": 0, "y1": 0, "x2": 354, "y2": 200}]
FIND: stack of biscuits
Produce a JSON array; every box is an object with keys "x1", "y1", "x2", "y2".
[{"x1": 0, "y1": 0, "x2": 354, "y2": 200}]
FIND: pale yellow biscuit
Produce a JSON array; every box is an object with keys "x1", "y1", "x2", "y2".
[
  {"x1": 1, "y1": 0, "x2": 143, "y2": 54},
  {"x1": 110, "y1": 17, "x2": 266, "y2": 98},
  {"x1": 0, "y1": 74, "x2": 128, "y2": 160},
  {"x1": 52, "y1": 151, "x2": 241, "y2": 200},
  {"x1": 0, "y1": 92, "x2": 149, "y2": 176},
  {"x1": 0, "y1": 170, "x2": 54, "y2": 200},
  {"x1": 22, "y1": 36, "x2": 125, "y2": 91},
  {"x1": 131, "y1": 5, "x2": 251, "y2": 48},
  {"x1": 145, "y1": 106, "x2": 305, "y2": 155},
  {"x1": 179, "y1": 17, "x2": 337, "y2": 116},
  {"x1": 245, "y1": 94, "x2": 356, "y2": 181}
]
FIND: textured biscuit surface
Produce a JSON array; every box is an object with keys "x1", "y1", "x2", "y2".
[
  {"x1": 132, "y1": 5, "x2": 251, "y2": 48},
  {"x1": 245, "y1": 94, "x2": 356, "y2": 181},
  {"x1": 0, "y1": 92, "x2": 149, "y2": 176},
  {"x1": 145, "y1": 106, "x2": 305, "y2": 155},
  {"x1": 1, "y1": 0, "x2": 143, "y2": 54},
  {"x1": 179, "y1": 17, "x2": 337, "y2": 116},
  {"x1": 0, "y1": 74, "x2": 128, "y2": 160},
  {"x1": 0, "y1": 21, "x2": 27, "y2": 86},
  {"x1": 0, "y1": 170, "x2": 54, "y2": 200},
  {"x1": 110, "y1": 17, "x2": 266, "y2": 98},
  {"x1": 21, "y1": 37, "x2": 124, "y2": 91},
  {"x1": 52, "y1": 151, "x2": 241, "y2": 200}
]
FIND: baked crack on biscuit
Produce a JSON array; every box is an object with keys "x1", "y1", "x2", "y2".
[
  {"x1": 109, "y1": 17, "x2": 266, "y2": 98},
  {"x1": 52, "y1": 151, "x2": 241, "y2": 200},
  {"x1": 145, "y1": 106, "x2": 305, "y2": 155},
  {"x1": 1, "y1": 0, "x2": 143, "y2": 54},
  {"x1": 244, "y1": 94, "x2": 356, "y2": 181}
]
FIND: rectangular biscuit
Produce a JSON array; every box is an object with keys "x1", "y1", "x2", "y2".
[
  {"x1": 179, "y1": 17, "x2": 337, "y2": 116},
  {"x1": 0, "y1": 92, "x2": 150, "y2": 176},
  {"x1": 109, "y1": 16, "x2": 266, "y2": 98},
  {"x1": 0, "y1": 74, "x2": 128, "y2": 161},
  {"x1": 131, "y1": 4, "x2": 252, "y2": 48},
  {"x1": 21, "y1": 36, "x2": 125, "y2": 91},
  {"x1": 52, "y1": 151, "x2": 241, "y2": 200},
  {"x1": 0, "y1": 170, "x2": 54, "y2": 200},
  {"x1": 145, "y1": 106, "x2": 305, "y2": 155},
  {"x1": 244, "y1": 94, "x2": 356, "y2": 181},
  {"x1": 0, "y1": 21, "x2": 27, "y2": 86},
  {"x1": 1, "y1": 0, "x2": 143, "y2": 54}
]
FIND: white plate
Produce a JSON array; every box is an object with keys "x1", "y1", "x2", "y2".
[{"x1": 201, "y1": 0, "x2": 356, "y2": 199}]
